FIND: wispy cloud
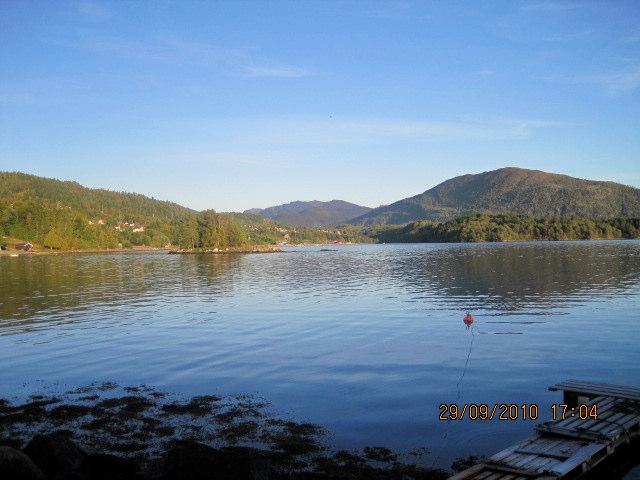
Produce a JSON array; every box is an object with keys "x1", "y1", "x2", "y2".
[
  {"x1": 48, "y1": 30, "x2": 247, "y2": 66},
  {"x1": 362, "y1": 2, "x2": 431, "y2": 20},
  {"x1": 75, "y1": 1, "x2": 112, "y2": 21},
  {"x1": 243, "y1": 66, "x2": 312, "y2": 78},
  {"x1": 589, "y1": 67, "x2": 640, "y2": 96},
  {"x1": 542, "y1": 65, "x2": 640, "y2": 96},
  {"x1": 45, "y1": 29, "x2": 309, "y2": 79},
  {"x1": 521, "y1": 1, "x2": 586, "y2": 12},
  {"x1": 138, "y1": 146, "x2": 273, "y2": 167},
  {"x1": 0, "y1": 92, "x2": 37, "y2": 106},
  {"x1": 230, "y1": 116, "x2": 573, "y2": 145},
  {"x1": 544, "y1": 30, "x2": 592, "y2": 42}
]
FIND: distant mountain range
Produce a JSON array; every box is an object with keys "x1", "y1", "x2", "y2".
[
  {"x1": 349, "y1": 167, "x2": 640, "y2": 225},
  {"x1": 245, "y1": 200, "x2": 371, "y2": 227},
  {"x1": 4, "y1": 167, "x2": 640, "y2": 236}
]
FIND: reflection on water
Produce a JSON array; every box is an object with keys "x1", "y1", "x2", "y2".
[
  {"x1": 386, "y1": 242, "x2": 640, "y2": 312},
  {"x1": 1, "y1": 241, "x2": 639, "y2": 468}
]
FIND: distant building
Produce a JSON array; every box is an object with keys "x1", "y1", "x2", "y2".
[{"x1": 114, "y1": 222, "x2": 144, "y2": 232}]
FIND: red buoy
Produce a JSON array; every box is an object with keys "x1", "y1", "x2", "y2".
[{"x1": 463, "y1": 313, "x2": 474, "y2": 326}]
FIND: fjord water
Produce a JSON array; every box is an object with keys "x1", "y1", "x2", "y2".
[{"x1": 1, "y1": 242, "x2": 640, "y2": 467}]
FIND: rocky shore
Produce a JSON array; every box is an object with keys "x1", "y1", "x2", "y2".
[
  {"x1": 168, "y1": 245, "x2": 282, "y2": 254},
  {"x1": 0, "y1": 245, "x2": 282, "y2": 257},
  {"x1": 0, "y1": 384, "x2": 448, "y2": 480}
]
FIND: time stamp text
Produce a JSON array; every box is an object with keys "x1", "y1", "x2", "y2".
[{"x1": 438, "y1": 403, "x2": 599, "y2": 421}]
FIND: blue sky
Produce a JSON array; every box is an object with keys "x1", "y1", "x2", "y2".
[{"x1": 1, "y1": 0, "x2": 639, "y2": 211}]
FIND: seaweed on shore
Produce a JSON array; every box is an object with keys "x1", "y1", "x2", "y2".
[{"x1": 0, "y1": 383, "x2": 448, "y2": 479}]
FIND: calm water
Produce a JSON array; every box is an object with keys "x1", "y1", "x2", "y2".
[{"x1": 1, "y1": 242, "x2": 640, "y2": 467}]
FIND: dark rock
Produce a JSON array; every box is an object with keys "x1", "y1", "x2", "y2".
[
  {"x1": 49, "y1": 404, "x2": 92, "y2": 421},
  {"x1": 159, "y1": 441, "x2": 275, "y2": 480},
  {"x1": 0, "y1": 436, "x2": 24, "y2": 449},
  {"x1": 451, "y1": 455, "x2": 481, "y2": 473},
  {"x1": 24, "y1": 432, "x2": 86, "y2": 477},
  {"x1": 82, "y1": 453, "x2": 140, "y2": 480},
  {"x1": 55, "y1": 472, "x2": 86, "y2": 480},
  {"x1": 0, "y1": 446, "x2": 45, "y2": 480}
]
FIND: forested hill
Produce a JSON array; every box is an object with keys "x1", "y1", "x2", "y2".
[
  {"x1": 0, "y1": 172, "x2": 365, "y2": 250},
  {"x1": 350, "y1": 167, "x2": 640, "y2": 226},
  {"x1": 367, "y1": 214, "x2": 640, "y2": 243},
  {"x1": 0, "y1": 171, "x2": 193, "y2": 223},
  {"x1": 245, "y1": 200, "x2": 371, "y2": 227}
]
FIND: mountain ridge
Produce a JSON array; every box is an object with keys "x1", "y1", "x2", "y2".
[
  {"x1": 349, "y1": 167, "x2": 640, "y2": 225},
  {"x1": 245, "y1": 200, "x2": 371, "y2": 227},
  {"x1": 3, "y1": 168, "x2": 640, "y2": 235}
]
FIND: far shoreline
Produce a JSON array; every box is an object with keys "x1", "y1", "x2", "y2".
[
  {"x1": 0, "y1": 246, "x2": 172, "y2": 256},
  {"x1": 2, "y1": 237, "x2": 639, "y2": 258},
  {"x1": 169, "y1": 244, "x2": 282, "y2": 254},
  {"x1": 0, "y1": 244, "x2": 287, "y2": 256}
]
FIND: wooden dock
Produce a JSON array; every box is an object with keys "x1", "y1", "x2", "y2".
[{"x1": 449, "y1": 380, "x2": 640, "y2": 480}]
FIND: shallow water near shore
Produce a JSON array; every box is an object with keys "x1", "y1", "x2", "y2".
[{"x1": 1, "y1": 241, "x2": 640, "y2": 469}]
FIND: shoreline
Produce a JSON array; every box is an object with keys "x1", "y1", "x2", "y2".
[
  {"x1": 0, "y1": 384, "x2": 450, "y2": 480},
  {"x1": 0, "y1": 246, "x2": 172, "y2": 256},
  {"x1": 0, "y1": 245, "x2": 285, "y2": 256},
  {"x1": 169, "y1": 244, "x2": 282, "y2": 254},
  {"x1": 3, "y1": 237, "x2": 637, "y2": 258}
]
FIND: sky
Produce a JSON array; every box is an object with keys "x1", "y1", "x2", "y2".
[{"x1": 1, "y1": 0, "x2": 639, "y2": 211}]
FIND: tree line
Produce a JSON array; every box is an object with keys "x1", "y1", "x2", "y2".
[
  {"x1": 0, "y1": 172, "x2": 372, "y2": 250},
  {"x1": 0, "y1": 198, "x2": 251, "y2": 250},
  {"x1": 0, "y1": 199, "x2": 369, "y2": 251},
  {"x1": 366, "y1": 214, "x2": 640, "y2": 243}
]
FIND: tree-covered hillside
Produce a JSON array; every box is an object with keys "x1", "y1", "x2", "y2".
[
  {"x1": 351, "y1": 167, "x2": 640, "y2": 225},
  {"x1": 233, "y1": 213, "x2": 370, "y2": 245},
  {"x1": 0, "y1": 172, "x2": 193, "y2": 224},
  {"x1": 0, "y1": 172, "x2": 368, "y2": 250},
  {"x1": 245, "y1": 200, "x2": 371, "y2": 227},
  {"x1": 0, "y1": 196, "x2": 248, "y2": 251},
  {"x1": 4, "y1": 171, "x2": 639, "y2": 251},
  {"x1": 367, "y1": 214, "x2": 640, "y2": 243}
]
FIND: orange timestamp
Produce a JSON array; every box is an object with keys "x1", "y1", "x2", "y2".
[
  {"x1": 438, "y1": 403, "x2": 598, "y2": 421},
  {"x1": 551, "y1": 403, "x2": 598, "y2": 421},
  {"x1": 439, "y1": 403, "x2": 540, "y2": 421}
]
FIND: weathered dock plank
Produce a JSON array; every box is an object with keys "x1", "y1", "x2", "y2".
[
  {"x1": 448, "y1": 380, "x2": 640, "y2": 480},
  {"x1": 549, "y1": 380, "x2": 640, "y2": 402}
]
